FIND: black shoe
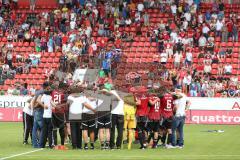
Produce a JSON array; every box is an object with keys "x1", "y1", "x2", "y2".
[
  {"x1": 139, "y1": 146, "x2": 146, "y2": 150},
  {"x1": 116, "y1": 146, "x2": 121, "y2": 150},
  {"x1": 157, "y1": 143, "x2": 166, "y2": 147},
  {"x1": 101, "y1": 144, "x2": 105, "y2": 150},
  {"x1": 84, "y1": 146, "x2": 88, "y2": 150},
  {"x1": 90, "y1": 146, "x2": 94, "y2": 150},
  {"x1": 23, "y1": 141, "x2": 28, "y2": 145}
]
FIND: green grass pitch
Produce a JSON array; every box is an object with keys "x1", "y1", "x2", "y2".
[{"x1": 0, "y1": 122, "x2": 240, "y2": 160}]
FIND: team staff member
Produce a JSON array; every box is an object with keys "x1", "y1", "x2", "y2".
[
  {"x1": 23, "y1": 97, "x2": 34, "y2": 145},
  {"x1": 170, "y1": 86, "x2": 190, "y2": 148},
  {"x1": 82, "y1": 90, "x2": 97, "y2": 150},
  {"x1": 31, "y1": 82, "x2": 49, "y2": 148},
  {"x1": 148, "y1": 94, "x2": 161, "y2": 149},
  {"x1": 123, "y1": 94, "x2": 137, "y2": 150},
  {"x1": 110, "y1": 89, "x2": 124, "y2": 150},
  {"x1": 135, "y1": 92, "x2": 149, "y2": 149},
  {"x1": 96, "y1": 87, "x2": 113, "y2": 150},
  {"x1": 67, "y1": 88, "x2": 85, "y2": 149},
  {"x1": 38, "y1": 89, "x2": 56, "y2": 148}
]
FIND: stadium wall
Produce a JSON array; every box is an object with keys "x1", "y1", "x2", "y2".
[{"x1": 0, "y1": 96, "x2": 240, "y2": 124}]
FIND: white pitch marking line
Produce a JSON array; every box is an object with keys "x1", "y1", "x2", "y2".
[
  {"x1": 0, "y1": 149, "x2": 43, "y2": 160},
  {"x1": 22, "y1": 154, "x2": 240, "y2": 157}
]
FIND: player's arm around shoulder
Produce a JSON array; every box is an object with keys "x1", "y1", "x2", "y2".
[
  {"x1": 123, "y1": 94, "x2": 136, "y2": 107},
  {"x1": 83, "y1": 102, "x2": 96, "y2": 113},
  {"x1": 36, "y1": 95, "x2": 47, "y2": 109}
]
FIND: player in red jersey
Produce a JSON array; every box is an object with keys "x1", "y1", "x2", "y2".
[
  {"x1": 147, "y1": 94, "x2": 161, "y2": 148},
  {"x1": 159, "y1": 87, "x2": 182, "y2": 146},
  {"x1": 135, "y1": 93, "x2": 149, "y2": 149},
  {"x1": 51, "y1": 83, "x2": 68, "y2": 147}
]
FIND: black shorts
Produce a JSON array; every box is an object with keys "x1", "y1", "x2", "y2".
[
  {"x1": 97, "y1": 112, "x2": 111, "y2": 129},
  {"x1": 52, "y1": 113, "x2": 65, "y2": 129},
  {"x1": 162, "y1": 117, "x2": 173, "y2": 129},
  {"x1": 136, "y1": 116, "x2": 148, "y2": 132},
  {"x1": 82, "y1": 114, "x2": 96, "y2": 131},
  {"x1": 147, "y1": 120, "x2": 160, "y2": 132}
]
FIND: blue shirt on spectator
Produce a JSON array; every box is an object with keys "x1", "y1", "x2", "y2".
[
  {"x1": 102, "y1": 60, "x2": 110, "y2": 70},
  {"x1": 205, "y1": 11, "x2": 211, "y2": 21},
  {"x1": 105, "y1": 51, "x2": 113, "y2": 59},
  {"x1": 32, "y1": 59, "x2": 39, "y2": 66},
  {"x1": 20, "y1": 88, "x2": 28, "y2": 95},
  {"x1": 79, "y1": 0, "x2": 85, "y2": 6}
]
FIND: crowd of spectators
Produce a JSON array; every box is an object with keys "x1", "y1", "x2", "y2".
[{"x1": 0, "y1": 0, "x2": 239, "y2": 97}]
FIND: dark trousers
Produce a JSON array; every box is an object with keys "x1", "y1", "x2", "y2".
[
  {"x1": 53, "y1": 127, "x2": 65, "y2": 146},
  {"x1": 70, "y1": 121, "x2": 82, "y2": 149},
  {"x1": 110, "y1": 114, "x2": 124, "y2": 148},
  {"x1": 41, "y1": 118, "x2": 53, "y2": 148},
  {"x1": 23, "y1": 112, "x2": 33, "y2": 143},
  {"x1": 136, "y1": 116, "x2": 148, "y2": 147},
  {"x1": 52, "y1": 113, "x2": 65, "y2": 146}
]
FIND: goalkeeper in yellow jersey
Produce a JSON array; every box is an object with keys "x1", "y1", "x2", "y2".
[{"x1": 123, "y1": 94, "x2": 137, "y2": 149}]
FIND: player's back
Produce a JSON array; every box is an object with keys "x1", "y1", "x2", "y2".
[
  {"x1": 52, "y1": 90, "x2": 67, "y2": 114},
  {"x1": 52, "y1": 90, "x2": 66, "y2": 104},
  {"x1": 161, "y1": 93, "x2": 174, "y2": 118},
  {"x1": 148, "y1": 96, "x2": 161, "y2": 120}
]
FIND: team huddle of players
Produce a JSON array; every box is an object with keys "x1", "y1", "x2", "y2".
[{"x1": 25, "y1": 82, "x2": 187, "y2": 150}]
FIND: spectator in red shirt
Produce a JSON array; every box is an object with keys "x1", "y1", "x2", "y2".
[{"x1": 226, "y1": 20, "x2": 233, "y2": 38}]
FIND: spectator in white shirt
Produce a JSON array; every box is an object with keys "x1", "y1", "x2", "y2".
[
  {"x1": 198, "y1": 35, "x2": 207, "y2": 47},
  {"x1": 171, "y1": 4, "x2": 177, "y2": 15},
  {"x1": 204, "y1": 63, "x2": 212, "y2": 75},
  {"x1": 224, "y1": 63, "x2": 233, "y2": 75},
  {"x1": 125, "y1": 18, "x2": 132, "y2": 26},
  {"x1": 185, "y1": 51, "x2": 192, "y2": 68},
  {"x1": 166, "y1": 44, "x2": 173, "y2": 58},
  {"x1": 137, "y1": 3, "x2": 144, "y2": 12},
  {"x1": 170, "y1": 30, "x2": 178, "y2": 42},
  {"x1": 70, "y1": 20, "x2": 76, "y2": 30},
  {"x1": 216, "y1": 19, "x2": 223, "y2": 37},
  {"x1": 182, "y1": 19, "x2": 188, "y2": 30},
  {"x1": 202, "y1": 24, "x2": 210, "y2": 38},
  {"x1": 184, "y1": 12, "x2": 191, "y2": 22},
  {"x1": 160, "y1": 51, "x2": 168, "y2": 65},
  {"x1": 174, "y1": 52, "x2": 182, "y2": 69}
]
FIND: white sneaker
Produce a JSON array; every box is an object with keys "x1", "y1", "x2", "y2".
[
  {"x1": 165, "y1": 144, "x2": 176, "y2": 149},
  {"x1": 176, "y1": 146, "x2": 184, "y2": 149}
]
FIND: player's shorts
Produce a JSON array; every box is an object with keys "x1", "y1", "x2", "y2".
[
  {"x1": 162, "y1": 117, "x2": 173, "y2": 129},
  {"x1": 97, "y1": 112, "x2": 111, "y2": 129},
  {"x1": 82, "y1": 113, "x2": 96, "y2": 131},
  {"x1": 147, "y1": 120, "x2": 160, "y2": 132},
  {"x1": 136, "y1": 116, "x2": 148, "y2": 131},
  {"x1": 124, "y1": 114, "x2": 136, "y2": 129},
  {"x1": 52, "y1": 113, "x2": 65, "y2": 129}
]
